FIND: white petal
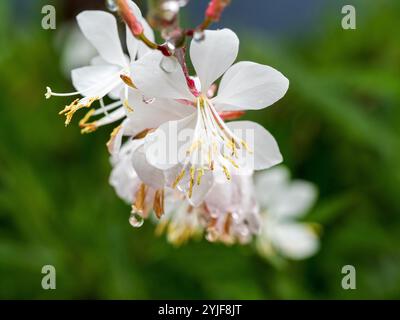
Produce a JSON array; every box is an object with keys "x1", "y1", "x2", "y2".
[
  {"x1": 227, "y1": 121, "x2": 283, "y2": 171},
  {"x1": 77, "y1": 11, "x2": 126, "y2": 67},
  {"x1": 270, "y1": 181, "x2": 317, "y2": 219},
  {"x1": 109, "y1": 153, "x2": 141, "y2": 204},
  {"x1": 107, "y1": 118, "x2": 131, "y2": 159},
  {"x1": 270, "y1": 223, "x2": 319, "y2": 260},
  {"x1": 144, "y1": 114, "x2": 197, "y2": 170},
  {"x1": 255, "y1": 166, "x2": 317, "y2": 219},
  {"x1": 126, "y1": 26, "x2": 139, "y2": 61},
  {"x1": 206, "y1": 173, "x2": 254, "y2": 215},
  {"x1": 132, "y1": 143, "x2": 165, "y2": 189},
  {"x1": 71, "y1": 65, "x2": 122, "y2": 98},
  {"x1": 213, "y1": 61, "x2": 289, "y2": 111},
  {"x1": 96, "y1": 107, "x2": 126, "y2": 128},
  {"x1": 255, "y1": 166, "x2": 290, "y2": 209},
  {"x1": 125, "y1": 90, "x2": 195, "y2": 136},
  {"x1": 126, "y1": 0, "x2": 154, "y2": 59},
  {"x1": 131, "y1": 51, "x2": 193, "y2": 100},
  {"x1": 108, "y1": 84, "x2": 124, "y2": 100},
  {"x1": 190, "y1": 29, "x2": 239, "y2": 94}
]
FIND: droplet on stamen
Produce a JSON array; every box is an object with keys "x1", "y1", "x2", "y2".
[
  {"x1": 106, "y1": 0, "x2": 118, "y2": 12},
  {"x1": 129, "y1": 212, "x2": 144, "y2": 228},
  {"x1": 193, "y1": 30, "x2": 205, "y2": 42}
]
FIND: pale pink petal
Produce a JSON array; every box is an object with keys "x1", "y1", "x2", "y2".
[
  {"x1": 131, "y1": 51, "x2": 193, "y2": 100},
  {"x1": 77, "y1": 11, "x2": 126, "y2": 67},
  {"x1": 190, "y1": 29, "x2": 239, "y2": 94},
  {"x1": 212, "y1": 61, "x2": 289, "y2": 111}
]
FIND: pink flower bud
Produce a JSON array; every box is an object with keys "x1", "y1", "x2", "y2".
[
  {"x1": 205, "y1": 0, "x2": 231, "y2": 22},
  {"x1": 117, "y1": 0, "x2": 144, "y2": 36}
]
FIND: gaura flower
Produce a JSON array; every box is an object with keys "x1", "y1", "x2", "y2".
[
  {"x1": 255, "y1": 166, "x2": 320, "y2": 260},
  {"x1": 131, "y1": 28, "x2": 289, "y2": 203},
  {"x1": 156, "y1": 172, "x2": 261, "y2": 246},
  {"x1": 109, "y1": 123, "x2": 167, "y2": 225},
  {"x1": 204, "y1": 172, "x2": 261, "y2": 244},
  {"x1": 156, "y1": 194, "x2": 205, "y2": 246},
  {"x1": 46, "y1": 1, "x2": 154, "y2": 133}
]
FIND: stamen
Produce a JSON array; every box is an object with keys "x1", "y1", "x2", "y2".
[
  {"x1": 106, "y1": 124, "x2": 122, "y2": 153},
  {"x1": 222, "y1": 165, "x2": 231, "y2": 181},
  {"x1": 223, "y1": 153, "x2": 239, "y2": 168},
  {"x1": 59, "y1": 97, "x2": 98, "y2": 126},
  {"x1": 172, "y1": 168, "x2": 186, "y2": 189},
  {"x1": 196, "y1": 168, "x2": 204, "y2": 185},
  {"x1": 120, "y1": 74, "x2": 136, "y2": 89},
  {"x1": 241, "y1": 140, "x2": 253, "y2": 154},
  {"x1": 153, "y1": 189, "x2": 165, "y2": 219},
  {"x1": 79, "y1": 109, "x2": 98, "y2": 134},
  {"x1": 188, "y1": 166, "x2": 195, "y2": 198},
  {"x1": 123, "y1": 99, "x2": 134, "y2": 113},
  {"x1": 132, "y1": 183, "x2": 147, "y2": 214}
]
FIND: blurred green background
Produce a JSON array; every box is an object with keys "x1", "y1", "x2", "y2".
[{"x1": 1, "y1": 0, "x2": 400, "y2": 299}]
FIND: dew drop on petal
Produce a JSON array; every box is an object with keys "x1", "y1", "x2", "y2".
[
  {"x1": 129, "y1": 212, "x2": 144, "y2": 228},
  {"x1": 106, "y1": 0, "x2": 118, "y2": 12},
  {"x1": 142, "y1": 96, "x2": 155, "y2": 104},
  {"x1": 160, "y1": 56, "x2": 179, "y2": 73},
  {"x1": 193, "y1": 30, "x2": 205, "y2": 42}
]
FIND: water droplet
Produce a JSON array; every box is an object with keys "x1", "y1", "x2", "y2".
[
  {"x1": 142, "y1": 96, "x2": 155, "y2": 104},
  {"x1": 106, "y1": 0, "x2": 118, "y2": 12},
  {"x1": 193, "y1": 30, "x2": 205, "y2": 42},
  {"x1": 129, "y1": 212, "x2": 144, "y2": 228},
  {"x1": 178, "y1": 0, "x2": 190, "y2": 7},
  {"x1": 166, "y1": 40, "x2": 176, "y2": 52},
  {"x1": 160, "y1": 56, "x2": 179, "y2": 73}
]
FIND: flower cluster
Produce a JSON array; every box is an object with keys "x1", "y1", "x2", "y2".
[{"x1": 47, "y1": 0, "x2": 319, "y2": 259}]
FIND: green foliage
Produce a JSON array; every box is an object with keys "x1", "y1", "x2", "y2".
[{"x1": 0, "y1": 1, "x2": 399, "y2": 299}]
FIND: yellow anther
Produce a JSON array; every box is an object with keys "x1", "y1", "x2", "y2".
[
  {"x1": 241, "y1": 140, "x2": 253, "y2": 154},
  {"x1": 133, "y1": 183, "x2": 147, "y2": 214},
  {"x1": 187, "y1": 139, "x2": 202, "y2": 155},
  {"x1": 222, "y1": 165, "x2": 231, "y2": 181},
  {"x1": 106, "y1": 124, "x2": 122, "y2": 153},
  {"x1": 197, "y1": 168, "x2": 204, "y2": 185},
  {"x1": 123, "y1": 99, "x2": 134, "y2": 113},
  {"x1": 79, "y1": 109, "x2": 97, "y2": 134},
  {"x1": 188, "y1": 166, "x2": 195, "y2": 198},
  {"x1": 120, "y1": 74, "x2": 136, "y2": 89},
  {"x1": 59, "y1": 97, "x2": 98, "y2": 126},
  {"x1": 153, "y1": 189, "x2": 165, "y2": 219},
  {"x1": 172, "y1": 168, "x2": 186, "y2": 189},
  {"x1": 223, "y1": 154, "x2": 239, "y2": 169}
]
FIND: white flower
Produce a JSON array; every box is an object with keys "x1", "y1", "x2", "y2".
[
  {"x1": 46, "y1": 1, "x2": 154, "y2": 132},
  {"x1": 131, "y1": 29, "x2": 289, "y2": 204},
  {"x1": 255, "y1": 166, "x2": 319, "y2": 260},
  {"x1": 109, "y1": 124, "x2": 166, "y2": 224},
  {"x1": 156, "y1": 194, "x2": 205, "y2": 246},
  {"x1": 204, "y1": 172, "x2": 261, "y2": 244}
]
